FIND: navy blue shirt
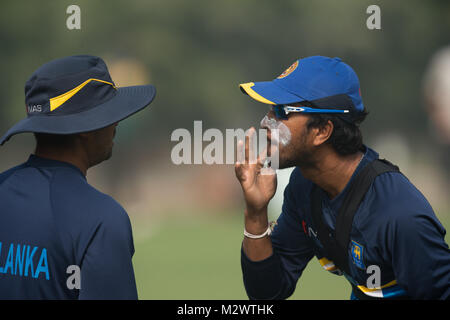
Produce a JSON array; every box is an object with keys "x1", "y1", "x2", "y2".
[
  {"x1": 0, "y1": 155, "x2": 137, "y2": 299},
  {"x1": 241, "y1": 146, "x2": 450, "y2": 300}
]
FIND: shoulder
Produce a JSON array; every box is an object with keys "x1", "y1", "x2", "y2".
[
  {"x1": 370, "y1": 171, "x2": 434, "y2": 216},
  {"x1": 50, "y1": 168, "x2": 133, "y2": 256},
  {"x1": 0, "y1": 162, "x2": 29, "y2": 184},
  {"x1": 361, "y1": 170, "x2": 444, "y2": 235},
  {"x1": 50, "y1": 168, "x2": 128, "y2": 223}
]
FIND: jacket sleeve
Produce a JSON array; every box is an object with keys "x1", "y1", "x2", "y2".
[
  {"x1": 241, "y1": 170, "x2": 315, "y2": 299},
  {"x1": 389, "y1": 207, "x2": 450, "y2": 300}
]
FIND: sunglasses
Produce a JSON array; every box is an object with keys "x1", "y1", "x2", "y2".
[{"x1": 272, "y1": 105, "x2": 350, "y2": 120}]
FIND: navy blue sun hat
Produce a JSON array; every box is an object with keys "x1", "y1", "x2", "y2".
[
  {"x1": 0, "y1": 55, "x2": 156, "y2": 145},
  {"x1": 239, "y1": 56, "x2": 364, "y2": 122}
]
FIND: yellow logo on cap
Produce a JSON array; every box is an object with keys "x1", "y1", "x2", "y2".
[{"x1": 277, "y1": 61, "x2": 299, "y2": 79}]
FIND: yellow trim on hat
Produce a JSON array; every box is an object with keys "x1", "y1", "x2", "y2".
[
  {"x1": 49, "y1": 78, "x2": 116, "y2": 112},
  {"x1": 239, "y1": 82, "x2": 276, "y2": 105}
]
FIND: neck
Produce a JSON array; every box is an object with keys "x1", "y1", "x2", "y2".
[
  {"x1": 34, "y1": 146, "x2": 89, "y2": 176},
  {"x1": 300, "y1": 148, "x2": 364, "y2": 200}
]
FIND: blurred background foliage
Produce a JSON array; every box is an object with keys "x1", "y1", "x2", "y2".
[{"x1": 0, "y1": 0, "x2": 449, "y2": 299}]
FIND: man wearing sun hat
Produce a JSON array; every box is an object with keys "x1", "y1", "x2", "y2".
[
  {"x1": 0, "y1": 55, "x2": 156, "y2": 299},
  {"x1": 235, "y1": 56, "x2": 450, "y2": 300}
]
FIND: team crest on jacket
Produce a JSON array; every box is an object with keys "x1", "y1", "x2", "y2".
[
  {"x1": 277, "y1": 61, "x2": 299, "y2": 79},
  {"x1": 351, "y1": 240, "x2": 365, "y2": 270}
]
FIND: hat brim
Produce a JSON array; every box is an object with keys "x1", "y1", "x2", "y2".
[
  {"x1": 239, "y1": 81, "x2": 304, "y2": 105},
  {"x1": 0, "y1": 85, "x2": 156, "y2": 145}
]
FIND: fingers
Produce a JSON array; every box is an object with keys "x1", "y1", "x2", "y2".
[
  {"x1": 235, "y1": 128, "x2": 258, "y2": 185},
  {"x1": 236, "y1": 126, "x2": 277, "y2": 168},
  {"x1": 235, "y1": 139, "x2": 249, "y2": 183},
  {"x1": 234, "y1": 160, "x2": 244, "y2": 180},
  {"x1": 236, "y1": 126, "x2": 278, "y2": 171},
  {"x1": 246, "y1": 127, "x2": 258, "y2": 164},
  {"x1": 236, "y1": 127, "x2": 257, "y2": 165},
  {"x1": 260, "y1": 165, "x2": 276, "y2": 176},
  {"x1": 244, "y1": 128, "x2": 251, "y2": 164},
  {"x1": 235, "y1": 127, "x2": 278, "y2": 190},
  {"x1": 257, "y1": 144, "x2": 269, "y2": 165},
  {"x1": 257, "y1": 146, "x2": 277, "y2": 176},
  {"x1": 236, "y1": 139, "x2": 244, "y2": 165}
]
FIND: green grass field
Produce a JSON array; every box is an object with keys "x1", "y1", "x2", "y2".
[{"x1": 132, "y1": 213, "x2": 450, "y2": 300}]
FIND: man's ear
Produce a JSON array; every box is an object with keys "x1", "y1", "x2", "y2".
[
  {"x1": 312, "y1": 120, "x2": 333, "y2": 146},
  {"x1": 77, "y1": 132, "x2": 89, "y2": 139}
]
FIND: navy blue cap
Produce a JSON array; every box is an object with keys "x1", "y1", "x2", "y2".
[
  {"x1": 239, "y1": 56, "x2": 364, "y2": 121},
  {"x1": 0, "y1": 55, "x2": 156, "y2": 145}
]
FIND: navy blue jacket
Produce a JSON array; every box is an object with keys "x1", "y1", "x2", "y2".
[
  {"x1": 0, "y1": 155, "x2": 137, "y2": 299},
  {"x1": 241, "y1": 146, "x2": 450, "y2": 299}
]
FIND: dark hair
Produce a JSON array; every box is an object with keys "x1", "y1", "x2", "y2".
[
  {"x1": 33, "y1": 133, "x2": 78, "y2": 149},
  {"x1": 306, "y1": 110, "x2": 369, "y2": 156}
]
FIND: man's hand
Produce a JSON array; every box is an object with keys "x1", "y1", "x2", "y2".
[
  {"x1": 235, "y1": 127, "x2": 277, "y2": 261},
  {"x1": 235, "y1": 127, "x2": 277, "y2": 215}
]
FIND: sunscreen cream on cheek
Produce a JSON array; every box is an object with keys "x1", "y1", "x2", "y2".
[{"x1": 260, "y1": 115, "x2": 292, "y2": 146}]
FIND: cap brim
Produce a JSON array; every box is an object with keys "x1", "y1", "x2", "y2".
[
  {"x1": 239, "y1": 81, "x2": 304, "y2": 105},
  {"x1": 0, "y1": 85, "x2": 156, "y2": 145}
]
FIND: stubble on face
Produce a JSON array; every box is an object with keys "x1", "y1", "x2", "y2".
[
  {"x1": 87, "y1": 123, "x2": 117, "y2": 167},
  {"x1": 279, "y1": 124, "x2": 316, "y2": 169},
  {"x1": 266, "y1": 113, "x2": 317, "y2": 170}
]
